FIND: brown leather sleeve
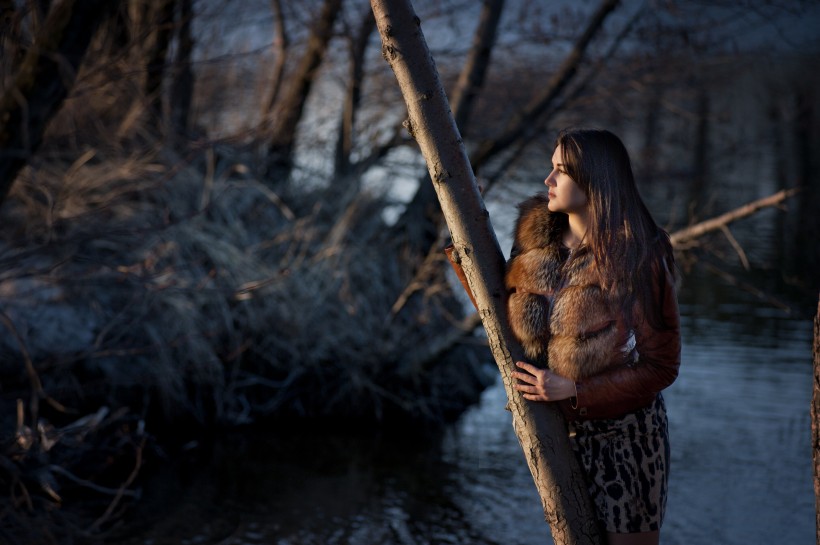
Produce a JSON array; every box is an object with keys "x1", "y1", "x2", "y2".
[
  {"x1": 445, "y1": 244, "x2": 479, "y2": 311},
  {"x1": 569, "y1": 259, "x2": 681, "y2": 420}
]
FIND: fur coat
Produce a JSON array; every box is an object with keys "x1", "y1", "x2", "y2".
[{"x1": 505, "y1": 194, "x2": 631, "y2": 381}]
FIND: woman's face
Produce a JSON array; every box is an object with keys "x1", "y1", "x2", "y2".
[{"x1": 544, "y1": 144, "x2": 588, "y2": 215}]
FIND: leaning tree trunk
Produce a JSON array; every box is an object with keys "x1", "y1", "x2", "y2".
[
  {"x1": 0, "y1": 0, "x2": 112, "y2": 207},
  {"x1": 813, "y1": 294, "x2": 820, "y2": 544},
  {"x1": 370, "y1": 1, "x2": 602, "y2": 543}
]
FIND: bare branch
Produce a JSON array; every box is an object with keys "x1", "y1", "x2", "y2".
[
  {"x1": 261, "y1": 0, "x2": 289, "y2": 123},
  {"x1": 669, "y1": 187, "x2": 800, "y2": 247},
  {"x1": 470, "y1": 0, "x2": 619, "y2": 174}
]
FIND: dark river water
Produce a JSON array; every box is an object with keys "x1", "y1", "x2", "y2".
[{"x1": 117, "y1": 268, "x2": 815, "y2": 545}]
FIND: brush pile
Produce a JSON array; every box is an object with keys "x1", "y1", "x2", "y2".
[{"x1": 0, "y1": 139, "x2": 493, "y2": 542}]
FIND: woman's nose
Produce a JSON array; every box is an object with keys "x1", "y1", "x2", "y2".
[{"x1": 544, "y1": 172, "x2": 556, "y2": 187}]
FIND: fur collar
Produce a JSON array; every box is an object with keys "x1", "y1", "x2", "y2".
[{"x1": 505, "y1": 194, "x2": 627, "y2": 380}]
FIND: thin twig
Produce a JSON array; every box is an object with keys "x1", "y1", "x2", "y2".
[
  {"x1": 48, "y1": 465, "x2": 140, "y2": 498},
  {"x1": 88, "y1": 436, "x2": 145, "y2": 533},
  {"x1": 719, "y1": 224, "x2": 750, "y2": 270}
]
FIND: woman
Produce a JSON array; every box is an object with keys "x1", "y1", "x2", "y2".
[{"x1": 507, "y1": 128, "x2": 681, "y2": 545}]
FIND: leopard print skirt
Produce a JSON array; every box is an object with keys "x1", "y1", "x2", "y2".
[{"x1": 568, "y1": 394, "x2": 669, "y2": 534}]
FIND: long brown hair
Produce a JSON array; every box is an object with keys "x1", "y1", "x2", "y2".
[{"x1": 556, "y1": 128, "x2": 675, "y2": 327}]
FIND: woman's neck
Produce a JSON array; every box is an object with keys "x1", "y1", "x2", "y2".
[{"x1": 564, "y1": 211, "x2": 589, "y2": 250}]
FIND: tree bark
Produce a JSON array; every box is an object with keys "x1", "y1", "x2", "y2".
[
  {"x1": 267, "y1": 0, "x2": 342, "y2": 181},
  {"x1": 370, "y1": 1, "x2": 602, "y2": 543},
  {"x1": 813, "y1": 293, "x2": 820, "y2": 545},
  {"x1": 0, "y1": 0, "x2": 112, "y2": 207}
]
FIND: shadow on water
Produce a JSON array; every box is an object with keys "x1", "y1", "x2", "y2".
[{"x1": 114, "y1": 423, "x2": 513, "y2": 545}]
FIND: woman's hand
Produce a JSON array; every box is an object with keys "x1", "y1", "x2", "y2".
[{"x1": 513, "y1": 361, "x2": 576, "y2": 402}]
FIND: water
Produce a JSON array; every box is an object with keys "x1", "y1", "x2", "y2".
[{"x1": 117, "y1": 275, "x2": 815, "y2": 545}]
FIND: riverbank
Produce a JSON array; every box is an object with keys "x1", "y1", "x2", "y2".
[{"x1": 0, "y1": 141, "x2": 494, "y2": 543}]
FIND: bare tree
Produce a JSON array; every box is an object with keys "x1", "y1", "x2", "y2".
[
  {"x1": 143, "y1": 0, "x2": 175, "y2": 130},
  {"x1": 449, "y1": 0, "x2": 505, "y2": 137},
  {"x1": 0, "y1": 0, "x2": 113, "y2": 207},
  {"x1": 370, "y1": 1, "x2": 602, "y2": 543},
  {"x1": 470, "y1": 0, "x2": 618, "y2": 174},
  {"x1": 333, "y1": 6, "x2": 376, "y2": 180},
  {"x1": 392, "y1": 0, "x2": 619, "y2": 271},
  {"x1": 261, "y1": 0, "x2": 289, "y2": 127},
  {"x1": 170, "y1": 0, "x2": 194, "y2": 136},
  {"x1": 266, "y1": 0, "x2": 343, "y2": 182},
  {"x1": 0, "y1": 0, "x2": 22, "y2": 80}
]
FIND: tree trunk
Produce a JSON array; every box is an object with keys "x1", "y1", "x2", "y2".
[
  {"x1": 266, "y1": 0, "x2": 342, "y2": 182},
  {"x1": 370, "y1": 1, "x2": 602, "y2": 543},
  {"x1": 813, "y1": 293, "x2": 820, "y2": 545},
  {"x1": 144, "y1": 0, "x2": 175, "y2": 130},
  {"x1": 450, "y1": 0, "x2": 505, "y2": 136},
  {"x1": 169, "y1": 0, "x2": 194, "y2": 137},
  {"x1": 333, "y1": 7, "x2": 376, "y2": 179},
  {"x1": 793, "y1": 90, "x2": 819, "y2": 279},
  {"x1": 0, "y1": 0, "x2": 22, "y2": 74},
  {"x1": 261, "y1": 0, "x2": 288, "y2": 126},
  {"x1": 0, "y1": 0, "x2": 112, "y2": 208}
]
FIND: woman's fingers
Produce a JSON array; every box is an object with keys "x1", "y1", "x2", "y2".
[
  {"x1": 515, "y1": 360, "x2": 538, "y2": 374},
  {"x1": 513, "y1": 370, "x2": 535, "y2": 384},
  {"x1": 514, "y1": 362, "x2": 556, "y2": 401}
]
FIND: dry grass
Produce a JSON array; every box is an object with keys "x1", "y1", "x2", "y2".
[
  {"x1": 0, "y1": 136, "x2": 494, "y2": 541},
  {"x1": 0, "y1": 136, "x2": 490, "y2": 427}
]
